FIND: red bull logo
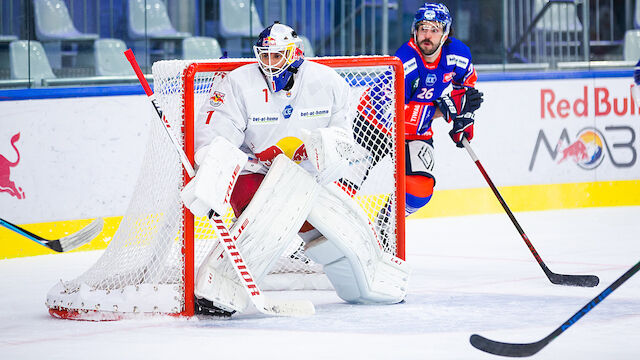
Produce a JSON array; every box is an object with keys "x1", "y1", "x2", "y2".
[
  {"x1": 255, "y1": 136, "x2": 307, "y2": 167},
  {"x1": 557, "y1": 129, "x2": 604, "y2": 170},
  {"x1": 262, "y1": 36, "x2": 276, "y2": 46},
  {"x1": 528, "y1": 127, "x2": 628, "y2": 171},
  {"x1": 0, "y1": 133, "x2": 25, "y2": 199},
  {"x1": 210, "y1": 91, "x2": 225, "y2": 107}
]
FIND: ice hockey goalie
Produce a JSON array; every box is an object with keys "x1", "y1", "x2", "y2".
[{"x1": 181, "y1": 22, "x2": 410, "y2": 316}]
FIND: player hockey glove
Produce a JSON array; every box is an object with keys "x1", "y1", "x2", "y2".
[
  {"x1": 449, "y1": 116, "x2": 474, "y2": 148},
  {"x1": 434, "y1": 87, "x2": 483, "y2": 122},
  {"x1": 435, "y1": 87, "x2": 483, "y2": 148}
]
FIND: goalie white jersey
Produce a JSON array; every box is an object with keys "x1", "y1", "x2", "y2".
[{"x1": 196, "y1": 61, "x2": 352, "y2": 174}]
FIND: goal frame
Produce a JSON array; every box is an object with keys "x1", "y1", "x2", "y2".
[{"x1": 180, "y1": 56, "x2": 406, "y2": 316}]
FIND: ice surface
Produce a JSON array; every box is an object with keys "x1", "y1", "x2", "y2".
[{"x1": 1, "y1": 206, "x2": 638, "y2": 359}]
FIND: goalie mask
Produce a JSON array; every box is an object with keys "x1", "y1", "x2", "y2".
[
  {"x1": 254, "y1": 22, "x2": 305, "y2": 92},
  {"x1": 411, "y1": 3, "x2": 452, "y2": 55}
]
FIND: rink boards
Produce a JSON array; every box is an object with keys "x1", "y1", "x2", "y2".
[{"x1": 1, "y1": 70, "x2": 639, "y2": 258}]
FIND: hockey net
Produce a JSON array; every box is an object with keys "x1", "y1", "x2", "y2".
[{"x1": 46, "y1": 56, "x2": 405, "y2": 320}]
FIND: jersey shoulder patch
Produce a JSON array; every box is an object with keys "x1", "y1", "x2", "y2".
[
  {"x1": 443, "y1": 38, "x2": 472, "y2": 69},
  {"x1": 445, "y1": 54, "x2": 469, "y2": 69},
  {"x1": 403, "y1": 57, "x2": 418, "y2": 75}
]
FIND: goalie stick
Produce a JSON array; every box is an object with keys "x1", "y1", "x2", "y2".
[
  {"x1": 470, "y1": 260, "x2": 640, "y2": 357},
  {"x1": 461, "y1": 138, "x2": 599, "y2": 288},
  {"x1": 0, "y1": 217, "x2": 103, "y2": 252},
  {"x1": 124, "y1": 49, "x2": 314, "y2": 317}
]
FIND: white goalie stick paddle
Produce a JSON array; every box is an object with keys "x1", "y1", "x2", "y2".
[
  {"x1": 124, "y1": 49, "x2": 315, "y2": 317},
  {"x1": 0, "y1": 217, "x2": 103, "y2": 252}
]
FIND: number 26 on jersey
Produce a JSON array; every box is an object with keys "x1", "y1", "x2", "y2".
[{"x1": 417, "y1": 87, "x2": 434, "y2": 100}]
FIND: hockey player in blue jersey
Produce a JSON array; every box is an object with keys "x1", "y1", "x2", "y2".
[{"x1": 395, "y1": 2, "x2": 483, "y2": 216}]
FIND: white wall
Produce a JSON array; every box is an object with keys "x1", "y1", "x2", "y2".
[{"x1": 0, "y1": 95, "x2": 150, "y2": 223}]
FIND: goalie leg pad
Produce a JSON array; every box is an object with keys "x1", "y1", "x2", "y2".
[
  {"x1": 195, "y1": 155, "x2": 320, "y2": 313},
  {"x1": 305, "y1": 183, "x2": 410, "y2": 304}
]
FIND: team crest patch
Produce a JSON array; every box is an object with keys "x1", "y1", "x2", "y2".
[
  {"x1": 425, "y1": 74, "x2": 437, "y2": 86},
  {"x1": 209, "y1": 91, "x2": 225, "y2": 107},
  {"x1": 283, "y1": 105, "x2": 294, "y2": 119}
]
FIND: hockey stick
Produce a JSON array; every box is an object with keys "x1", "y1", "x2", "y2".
[
  {"x1": 124, "y1": 49, "x2": 314, "y2": 317},
  {"x1": 470, "y1": 260, "x2": 640, "y2": 357},
  {"x1": 0, "y1": 217, "x2": 103, "y2": 252},
  {"x1": 461, "y1": 138, "x2": 599, "y2": 287}
]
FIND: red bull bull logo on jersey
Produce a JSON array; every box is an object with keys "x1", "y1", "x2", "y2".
[
  {"x1": 209, "y1": 91, "x2": 225, "y2": 107},
  {"x1": 0, "y1": 133, "x2": 25, "y2": 199},
  {"x1": 255, "y1": 136, "x2": 307, "y2": 167}
]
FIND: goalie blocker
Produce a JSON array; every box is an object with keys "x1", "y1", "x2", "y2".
[{"x1": 184, "y1": 135, "x2": 409, "y2": 314}]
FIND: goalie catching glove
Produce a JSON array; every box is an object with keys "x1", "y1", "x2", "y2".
[{"x1": 434, "y1": 87, "x2": 483, "y2": 148}]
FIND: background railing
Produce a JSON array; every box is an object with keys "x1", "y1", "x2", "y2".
[{"x1": 0, "y1": 0, "x2": 636, "y2": 89}]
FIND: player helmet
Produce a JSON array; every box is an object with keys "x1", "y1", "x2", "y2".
[
  {"x1": 253, "y1": 22, "x2": 305, "y2": 92},
  {"x1": 411, "y1": 3, "x2": 452, "y2": 37}
]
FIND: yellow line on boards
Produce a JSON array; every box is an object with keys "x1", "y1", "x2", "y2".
[
  {"x1": 410, "y1": 180, "x2": 640, "y2": 218},
  {"x1": 0, "y1": 217, "x2": 121, "y2": 259},
  {"x1": 1, "y1": 180, "x2": 638, "y2": 259}
]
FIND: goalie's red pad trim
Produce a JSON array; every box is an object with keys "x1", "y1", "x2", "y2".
[{"x1": 229, "y1": 173, "x2": 265, "y2": 217}]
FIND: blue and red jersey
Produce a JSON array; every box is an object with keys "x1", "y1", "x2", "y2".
[{"x1": 394, "y1": 37, "x2": 477, "y2": 139}]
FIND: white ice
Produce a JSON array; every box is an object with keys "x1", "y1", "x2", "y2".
[{"x1": 1, "y1": 206, "x2": 639, "y2": 359}]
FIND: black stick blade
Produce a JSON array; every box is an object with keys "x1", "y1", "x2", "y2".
[
  {"x1": 547, "y1": 272, "x2": 600, "y2": 287},
  {"x1": 470, "y1": 334, "x2": 549, "y2": 358}
]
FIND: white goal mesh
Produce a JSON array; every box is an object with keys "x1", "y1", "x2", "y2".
[{"x1": 46, "y1": 57, "x2": 405, "y2": 320}]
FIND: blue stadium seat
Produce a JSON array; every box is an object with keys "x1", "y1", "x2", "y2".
[
  {"x1": 534, "y1": 0, "x2": 582, "y2": 32},
  {"x1": 624, "y1": 30, "x2": 640, "y2": 61},
  {"x1": 33, "y1": 0, "x2": 98, "y2": 41},
  {"x1": 183, "y1": 37, "x2": 223, "y2": 60},
  {"x1": 127, "y1": 0, "x2": 191, "y2": 40},
  {"x1": 9, "y1": 41, "x2": 56, "y2": 83},
  {"x1": 95, "y1": 39, "x2": 134, "y2": 76},
  {"x1": 636, "y1": 0, "x2": 640, "y2": 29},
  {"x1": 300, "y1": 35, "x2": 315, "y2": 57},
  {"x1": 218, "y1": 0, "x2": 264, "y2": 57},
  {"x1": 219, "y1": 0, "x2": 264, "y2": 38}
]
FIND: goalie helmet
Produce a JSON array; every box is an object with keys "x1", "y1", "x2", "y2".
[
  {"x1": 411, "y1": 3, "x2": 452, "y2": 37},
  {"x1": 253, "y1": 22, "x2": 305, "y2": 92}
]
